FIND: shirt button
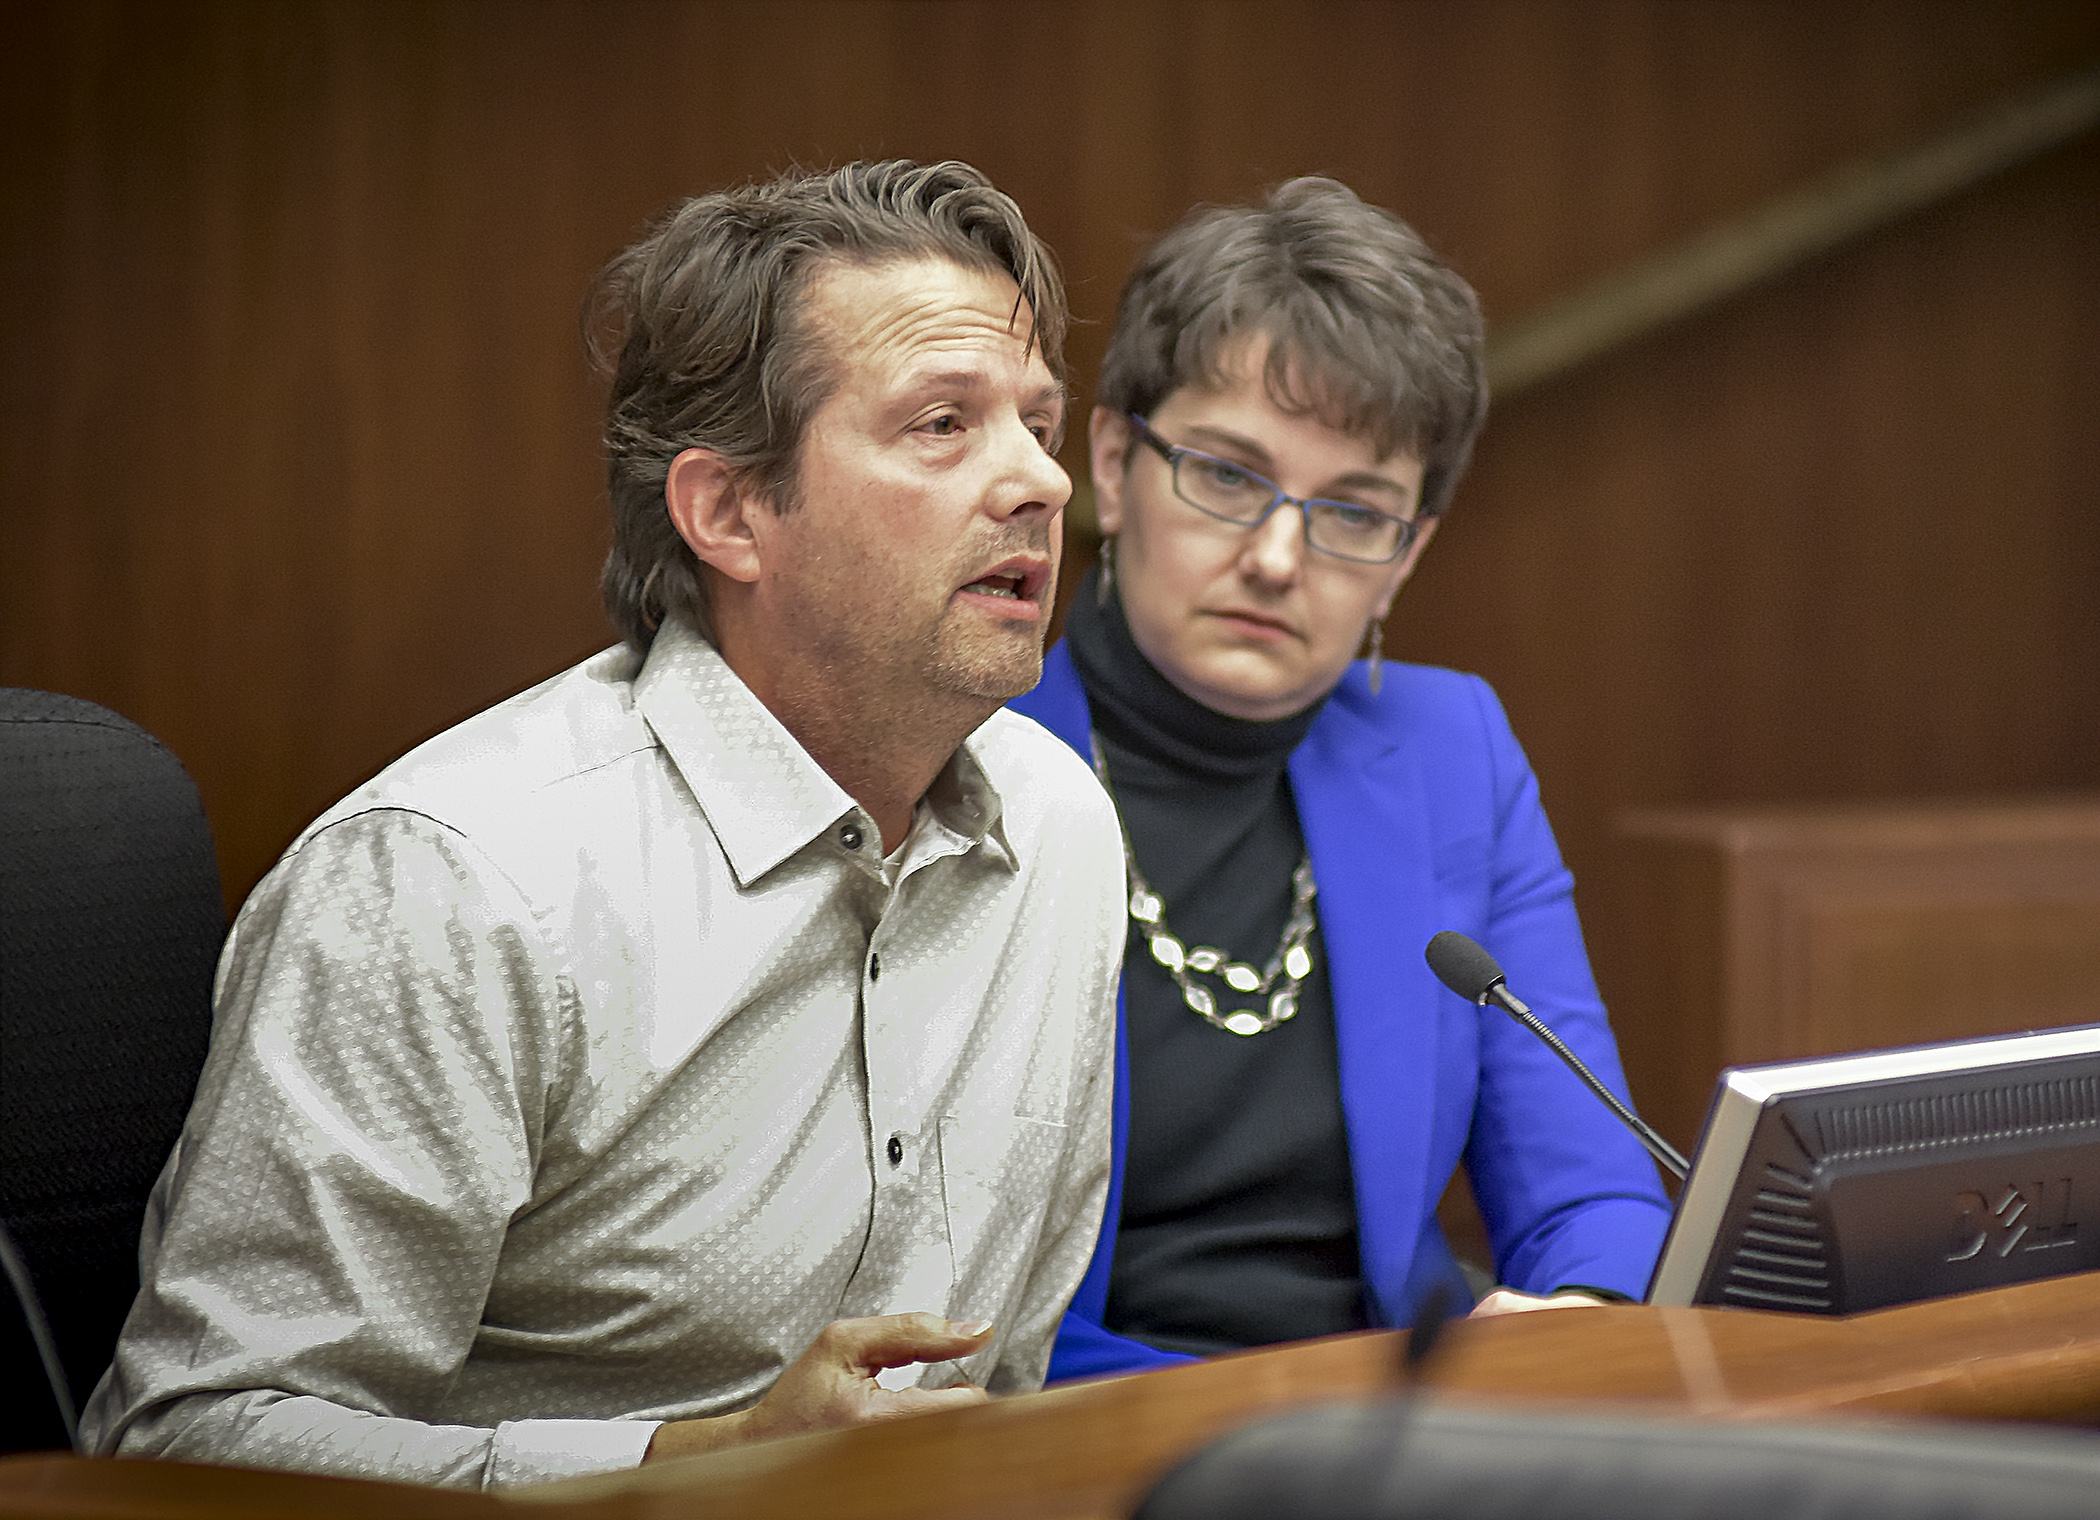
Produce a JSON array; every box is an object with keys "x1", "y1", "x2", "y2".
[
  {"x1": 840, "y1": 823, "x2": 864, "y2": 851},
  {"x1": 869, "y1": 952, "x2": 881, "y2": 982},
  {"x1": 886, "y1": 1134, "x2": 904, "y2": 1166}
]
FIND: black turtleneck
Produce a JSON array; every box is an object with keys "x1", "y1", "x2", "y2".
[{"x1": 1063, "y1": 567, "x2": 1370, "y2": 1356}]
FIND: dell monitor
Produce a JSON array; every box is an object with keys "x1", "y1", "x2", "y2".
[{"x1": 1647, "y1": 1024, "x2": 2100, "y2": 1314}]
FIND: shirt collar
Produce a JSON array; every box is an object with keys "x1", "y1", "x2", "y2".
[
  {"x1": 633, "y1": 620, "x2": 1014, "y2": 886},
  {"x1": 933, "y1": 725, "x2": 1017, "y2": 872}
]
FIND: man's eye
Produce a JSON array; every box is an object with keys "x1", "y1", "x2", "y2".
[{"x1": 921, "y1": 413, "x2": 964, "y2": 436}]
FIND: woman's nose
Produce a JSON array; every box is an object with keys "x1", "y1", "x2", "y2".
[{"x1": 1239, "y1": 502, "x2": 1306, "y2": 585}]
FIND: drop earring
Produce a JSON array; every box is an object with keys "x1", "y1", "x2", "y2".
[
  {"x1": 1097, "y1": 535, "x2": 1117, "y2": 607},
  {"x1": 1362, "y1": 617, "x2": 1384, "y2": 696}
]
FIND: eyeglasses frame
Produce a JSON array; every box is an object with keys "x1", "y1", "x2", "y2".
[{"x1": 1121, "y1": 412, "x2": 1421, "y2": 564}]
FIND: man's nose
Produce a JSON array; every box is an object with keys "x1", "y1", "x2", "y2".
[{"x1": 991, "y1": 419, "x2": 1071, "y2": 517}]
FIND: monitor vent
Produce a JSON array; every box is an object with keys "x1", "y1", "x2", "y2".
[
  {"x1": 1721, "y1": 1165, "x2": 1832, "y2": 1309},
  {"x1": 1721, "y1": 1280, "x2": 1836, "y2": 1310},
  {"x1": 1813, "y1": 1074, "x2": 2100, "y2": 1160}
]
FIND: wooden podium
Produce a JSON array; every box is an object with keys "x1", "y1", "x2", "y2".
[
  {"x1": 11, "y1": 1272, "x2": 2100, "y2": 1520},
  {"x1": 1607, "y1": 796, "x2": 2100, "y2": 1150}
]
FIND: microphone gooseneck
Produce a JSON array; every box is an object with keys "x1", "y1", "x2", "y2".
[{"x1": 1425, "y1": 930, "x2": 1690, "y2": 1181}]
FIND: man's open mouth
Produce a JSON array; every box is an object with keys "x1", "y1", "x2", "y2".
[
  {"x1": 960, "y1": 556, "x2": 1048, "y2": 604},
  {"x1": 964, "y1": 573, "x2": 1026, "y2": 599}
]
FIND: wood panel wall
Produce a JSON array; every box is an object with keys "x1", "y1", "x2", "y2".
[
  {"x1": 1615, "y1": 799, "x2": 2100, "y2": 1149},
  {"x1": 5, "y1": 3, "x2": 2098, "y2": 1125}
]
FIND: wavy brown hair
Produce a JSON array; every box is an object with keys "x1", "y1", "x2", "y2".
[{"x1": 588, "y1": 160, "x2": 1067, "y2": 651}]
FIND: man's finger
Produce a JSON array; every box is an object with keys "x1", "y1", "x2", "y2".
[
  {"x1": 1469, "y1": 1288, "x2": 1605, "y2": 1317},
  {"x1": 866, "y1": 1384, "x2": 991, "y2": 1422},
  {"x1": 818, "y1": 1312, "x2": 996, "y2": 1370}
]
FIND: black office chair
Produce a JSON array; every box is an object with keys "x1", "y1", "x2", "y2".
[{"x1": 0, "y1": 690, "x2": 221, "y2": 1452}]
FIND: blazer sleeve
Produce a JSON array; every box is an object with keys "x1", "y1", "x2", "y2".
[{"x1": 1444, "y1": 676, "x2": 1672, "y2": 1298}]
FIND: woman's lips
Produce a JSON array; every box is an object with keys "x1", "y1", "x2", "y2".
[{"x1": 1205, "y1": 607, "x2": 1296, "y2": 640}]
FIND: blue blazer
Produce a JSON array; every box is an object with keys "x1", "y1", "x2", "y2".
[{"x1": 1011, "y1": 643, "x2": 1673, "y2": 1381}]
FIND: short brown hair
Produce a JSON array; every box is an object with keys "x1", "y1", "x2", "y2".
[
  {"x1": 589, "y1": 160, "x2": 1068, "y2": 651},
  {"x1": 1097, "y1": 177, "x2": 1485, "y2": 519}
]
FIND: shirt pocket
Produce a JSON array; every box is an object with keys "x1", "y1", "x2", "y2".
[{"x1": 936, "y1": 1112, "x2": 1068, "y2": 1379}]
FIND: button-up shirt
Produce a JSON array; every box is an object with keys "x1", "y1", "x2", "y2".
[{"x1": 82, "y1": 622, "x2": 1124, "y2": 1490}]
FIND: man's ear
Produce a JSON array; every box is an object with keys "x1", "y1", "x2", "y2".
[
  {"x1": 665, "y1": 447, "x2": 763, "y2": 584},
  {"x1": 1087, "y1": 407, "x2": 1131, "y2": 536}
]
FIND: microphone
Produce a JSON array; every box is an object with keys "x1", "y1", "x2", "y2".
[{"x1": 1426, "y1": 930, "x2": 1689, "y2": 1180}]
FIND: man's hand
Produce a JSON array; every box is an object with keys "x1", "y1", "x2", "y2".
[
  {"x1": 643, "y1": 1313, "x2": 995, "y2": 1463},
  {"x1": 1467, "y1": 1288, "x2": 1611, "y2": 1317}
]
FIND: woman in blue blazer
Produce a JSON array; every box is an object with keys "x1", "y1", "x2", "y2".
[{"x1": 1010, "y1": 180, "x2": 1671, "y2": 1382}]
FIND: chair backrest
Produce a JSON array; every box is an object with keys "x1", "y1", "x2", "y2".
[
  {"x1": 1133, "y1": 1399, "x2": 2100, "y2": 1520},
  {"x1": 0, "y1": 690, "x2": 221, "y2": 1453}
]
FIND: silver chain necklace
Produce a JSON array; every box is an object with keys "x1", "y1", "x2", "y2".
[{"x1": 1090, "y1": 734, "x2": 1318, "y2": 1037}]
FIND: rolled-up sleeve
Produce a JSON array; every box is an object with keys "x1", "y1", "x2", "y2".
[{"x1": 81, "y1": 810, "x2": 656, "y2": 1489}]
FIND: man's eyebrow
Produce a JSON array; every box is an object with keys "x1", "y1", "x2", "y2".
[
  {"x1": 901, "y1": 368, "x2": 1067, "y2": 414},
  {"x1": 909, "y1": 367, "x2": 991, "y2": 392}
]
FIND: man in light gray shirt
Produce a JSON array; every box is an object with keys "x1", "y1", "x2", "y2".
[{"x1": 82, "y1": 160, "x2": 1125, "y2": 1490}]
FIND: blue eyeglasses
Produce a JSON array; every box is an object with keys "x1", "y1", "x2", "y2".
[{"x1": 1124, "y1": 413, "x2": 1420, "y2": 564}]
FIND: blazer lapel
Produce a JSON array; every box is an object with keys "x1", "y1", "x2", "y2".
[
  {"x1": 1009, "y1": 642, "x2": 1093, "y2": 755},
  {"x1": 1291, "y1": 673, "x2": 1444, "y2": 1325}
]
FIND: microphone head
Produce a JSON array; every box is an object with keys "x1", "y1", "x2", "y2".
[{"x1": 1425, "y1": 930, "x2": 1505, "y2": 1003}]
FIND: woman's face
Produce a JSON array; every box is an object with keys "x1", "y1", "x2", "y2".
[{"x1": 1091, "y1": 343, "x2": 1435, "y2": 721}]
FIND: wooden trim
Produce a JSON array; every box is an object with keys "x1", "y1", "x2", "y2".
[{"x1": 1486, "y1": 63, "x2": 2100, "y2": 396}]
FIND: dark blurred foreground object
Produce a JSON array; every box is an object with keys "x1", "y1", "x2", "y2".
[
  {"x1": 1133, "y1": 1400, "x2": 2100, "y2": 1520},
  {"x1": 0, "y1": 691, "x2": 221, "y2": 1452}
]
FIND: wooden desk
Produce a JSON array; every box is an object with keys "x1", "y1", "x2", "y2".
[{"x1": 12, "y1": 1272, "x2": 2100, "y2": 1520}]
